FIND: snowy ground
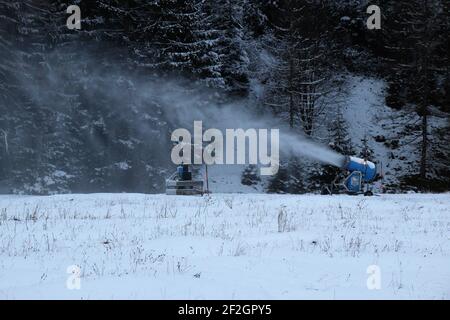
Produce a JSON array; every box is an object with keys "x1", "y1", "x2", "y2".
[{"x1": 0, "y1": 193, "x2": 448, "y2": 300}]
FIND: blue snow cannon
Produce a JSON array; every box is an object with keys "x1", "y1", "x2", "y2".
[{"x1": 342, "y1": 156, "x2": 378, "y2": 195}]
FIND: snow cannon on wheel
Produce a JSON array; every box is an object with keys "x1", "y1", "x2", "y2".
[
  {"x1": 165, "y1": 164, "x2": 204, "y2": 196},
  {"x1": 322, "y1": 156, "x2": 382, "y2": 196}
]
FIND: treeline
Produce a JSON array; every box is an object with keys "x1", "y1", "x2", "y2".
[{"x1": 0, "y1": 0, "x2": 448, "y2": 194}]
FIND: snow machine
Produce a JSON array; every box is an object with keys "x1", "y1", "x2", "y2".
[
  {"x1": 165, "y1": 164, "x2": 204, "y2": 195},
  {"x1": 321, "y1": 156, "x2": 382, "y2": 196}
]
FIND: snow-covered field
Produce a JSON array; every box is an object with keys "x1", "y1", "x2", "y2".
[{"x1": 0, "y1": 193, "x2": 448, "y2": 300}]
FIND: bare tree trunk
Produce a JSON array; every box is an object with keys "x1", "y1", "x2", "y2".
[
  {"x1": 289, "y1": 57, "x2": 294, "y2": 128},
  {"x1": 420, "y1": 107, "x2": 428, "y2": 179},
  {"x1": 0, "y1": 129, "x2": 8, "y2": 154}
]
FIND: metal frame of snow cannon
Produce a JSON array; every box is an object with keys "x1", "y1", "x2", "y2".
[
  {"x1": 322, "y1": 156, "x2": 379, "y2": 196},
  {"x1": 165, "y1": 165, "x2": 204, "y2": 196}
]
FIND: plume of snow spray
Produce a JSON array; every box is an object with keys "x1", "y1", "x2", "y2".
[
  {"x1": 280, "y1": 132, "x2": 346, "y2": 168},
  {"x1": 146, "y1": 79, "x2": 347, "y2": 169}
]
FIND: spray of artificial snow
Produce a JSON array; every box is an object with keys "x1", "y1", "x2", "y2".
[
  {"x1": 145, "y1": 79, "x2": 347, "y2": 168},
  {"x1": 281, "y1": 132, "x2": 347, "y2": 168}
]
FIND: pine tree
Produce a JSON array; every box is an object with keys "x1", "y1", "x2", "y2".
[
  {"x1": 0, "y1": 1, "x2": 63, "y2": 193},
  {"x1": 359, "y1": 134, "x2": 374, "y2": 161},
  {"x1": 294, "y1": 1, "x2": 330, "y2": 136},
  {"x1": 383, "y1": 0, "x2": 447, "y2": 184},
  {"x1": 329, "y1": 106, "x2": 353, "y2": 156},
  {"x1": 241, "y1": 164, "x2": 260, "y2": 186},
  {"x1": 267, "y1": 162, "x2": 290, "y2": 194},
  {"x1": 315, "y1": 106, "x2": 354, "y2": 187},
  {"x1": 262, "y1": 0, "x2": 328, "y2": 135},
  {"x1": 0, "y1": 1, "x2": 19, "y2": 185},
  {"x1": 131, "y1": 0, "x2": 213, "y2": 80},
  {"x1": 262, "y1": 0, "x2": 303, "y2": 129},
  {"x1": 285, "y1": 157, "x2": 308, "y2": 194},
  {"x1": 266, "y1": 156, "x2": 310, "y2": 194}
]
